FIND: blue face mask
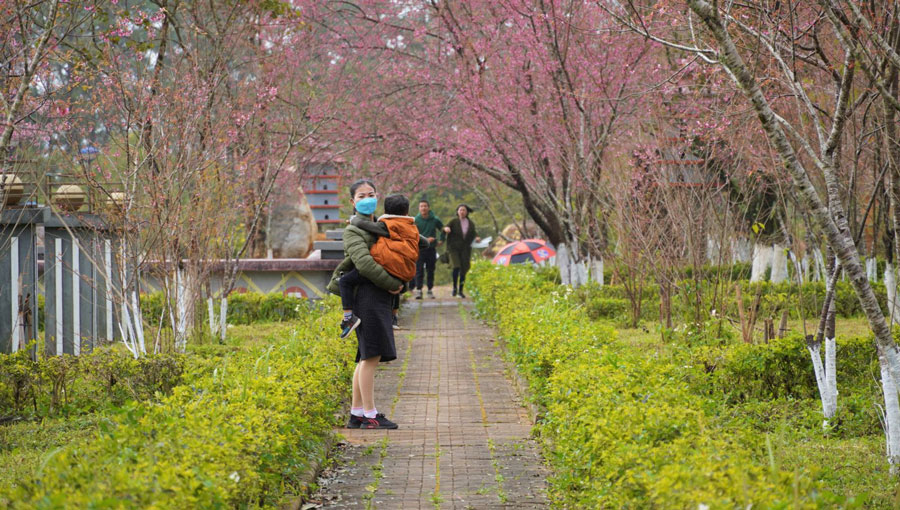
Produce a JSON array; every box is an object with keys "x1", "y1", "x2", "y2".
[{"x1": 355, "y1": 196, "x2": 378, "y2": 216}]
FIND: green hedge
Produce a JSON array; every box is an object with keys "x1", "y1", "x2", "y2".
[
  {"x1": 690, "y1": 334, "x2": 878, "y2": 403},
  {"x1": 140, "y1": 291, "x2": 316, "y2": 327},
  {"x1": 1, "y1": 298, "x2": 353, "y2": 508},
  {"x1": 579, "y1": 279, "x2": 889, "y2": 325},
  {"x1": 469, "y1": 263, "x2": 826, "y2": 508},
  {"x1": 0, "y1": 346, "x2": 185, "y2": 418}
]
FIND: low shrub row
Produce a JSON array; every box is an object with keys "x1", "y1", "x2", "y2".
[
  {"x1": 579, "y1": 279, "x2": 889, "y2": 325},
  {"x1": 1, "y1": 299, "x2": 354, "y2": 508},
  {"x1": 691, "y1": 334, "x2": 878, "y2": 403},
  {"x1": 469, "y1": 263, "x2": 829, "y2": 508},
  {"x1": 0, "y1": 347, "x2": 185, "y2": 418},
  {"x1": 140, "y1": 291, "x2": 316, "y2": 327}
]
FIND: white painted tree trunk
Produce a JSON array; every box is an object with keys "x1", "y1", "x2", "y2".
[
  {"x1": 770, "y1": 244, "x2": 789, "y2": 283},
  {"x1": 807, "y1": 339, "x2": 837, "y2": 425},
  {"x1": 867, "y1": 258, "x2": 879, "y2": 282},
  {"x1": 114, "y1": 248, "x2": 144, "y2": 358},
  {"x1": 750, "y1": 243, "x2": 772, "y2": 282},
  {"x1": 556, "y1": 244, "x2": 570, "y2": 285},
  {"x1": 800, "y1": 255, "x2": 811, "y2": 283},
  {"x1": 731, "y1": 236, "x2": 752, "y2": 263},
  {"x1": 812, "y1": 248, "x2": 827, "y2": 282},
  {"x1": 886, "y1": 263, "x2": 900, "y2": 326},
  {"x1": 207, "y1": 296, "x2": 218, "y2": 337},
  {"x1": 118, "y1": 301, "x2": 139, "y2": 359},
  {"x1": 219, "y1": 297, "x2": 228, "y2": 343},
  {"x1": 825, "y1": 336, "x2": 837, "y2": 420},
  {"x1": 789, "y1": 251, "x2": 804, "y2": 283},
  {"x1": 131, "y1": 290, "x2": 145, "y2": 355},
  {"x1": 880, "y1": 358, "x2": 900, "y2": 474},
  {"x1": 556, "y1": 243, "x2": 590, "y2": 288},
  {"x1": 706, "y1": 236, "x2": 721, "y2": 263},
  {"x1": 590, "y1": 258, "x2": 604, "y2": 286},
  {"x1": 173, "y1": 268, "x2": 196, "y2": 352}
]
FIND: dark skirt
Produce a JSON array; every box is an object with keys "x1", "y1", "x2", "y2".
[
  {"x1": 448, "y1": 247, "x2": 472, "y2": 273},
  {"x1": 354, "y1": 277, "x2": 397, "y2": 363}
]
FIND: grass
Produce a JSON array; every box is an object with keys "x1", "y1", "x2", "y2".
[
  {"x1": 783, "y1": 435, "x2": 899, "y2": 507},
  {"x1": 612, "y1": 316, "x2": 898, "y2": 508},
  {"x1": 0, "y1": 415, "x2": 101, "y2": 492},
  {"x1": 363, "y1": 437, "x2": 390, "y2": 510}
]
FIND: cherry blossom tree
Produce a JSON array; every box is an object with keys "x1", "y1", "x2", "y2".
[
  {"x1": 302, "y1": 0, "x2": 662, "y2": 286},
  {"x1": 606, "y1": 0, "x2": 900, "y2": 471}
]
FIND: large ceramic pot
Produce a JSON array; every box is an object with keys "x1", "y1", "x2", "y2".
[
  {"x1": 0, "y1": 174, "x2": 24, "y2": 207},
  {"x1": 53, "y1": 184, "x2": 86, "y2": 212}
]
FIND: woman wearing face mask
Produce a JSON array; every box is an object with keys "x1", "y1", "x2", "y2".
[
  {"x1": 328, "y1": 179, "x2": 404, "y2": 429},
  {"x1": 442, "y1": 204, "x2": 480, "y2": 298}
]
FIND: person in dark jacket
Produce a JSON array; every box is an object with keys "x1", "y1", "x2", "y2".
[
  {"x1": 326, "y1": 179, "x2": 403, "y2": 430},
  {"x1": 413, "y1": 199, "x2": 444, "y2": 299},
  {"x1": 442, "y1": 204, "x2": 480, "y2": 298}
]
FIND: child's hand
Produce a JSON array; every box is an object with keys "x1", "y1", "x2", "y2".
[
  {"x1": 443, "y1": 226, "x2": 451, "y2": 233},
  {"x1": 475, "y1": 237, "x2": 481, "y2": 243}
]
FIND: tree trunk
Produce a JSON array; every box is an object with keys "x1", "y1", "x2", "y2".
[
  {"x1": 207, "y1": 295, "x2": 218, "y2": 337},
  {"x1": 806, "y1": 336, "x2": 836, "y2": 424},
  {"x1": 219, "y1": 297, "x2": 228, "y2": 343},
  {"x1": 881, "y1": 356, "x2": 900, "y2": 474},
  {"x1": 886, "y1": 263, "x2": 900, "y2": 326},
  {"x1": 591, "y1": 258, "x2": 604, "y2": 286},
  {"x1": 770, "y1": 244, "x2": 789, "y2": 283},
  {"x1": 750, "y1": 243, "x2": 772, "y2": 282},
  {"x1": 867, "y1": 258, "x2": 879, "y2": 282},
  {"x1": 731, "y1": 236, "x2": 752, "y2": 263},
  {"x1": 172, "y1": 267, "x2": 197, "y2": 352},
  {"x1": 812, "y1": 247, "x2": 827, "y2": 281}
]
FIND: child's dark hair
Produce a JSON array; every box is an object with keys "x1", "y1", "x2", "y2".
[
  {"x1": 384, "y1": 194, "x2": 410, "y2": 216},
  {"x1": 349, "y1": 179, "x2": 377, "y2": 196}
]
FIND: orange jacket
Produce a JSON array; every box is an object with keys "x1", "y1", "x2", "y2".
[{"x1": 370, "y1": 215, "x2": 420, "y2": 281}]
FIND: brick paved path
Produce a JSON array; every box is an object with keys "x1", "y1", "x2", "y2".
[{"x1": 311, "y1": 295, "x2": 549, "y2": 509}]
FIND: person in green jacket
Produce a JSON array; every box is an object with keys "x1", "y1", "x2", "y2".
[
  {"x1": 413, "y1": 199, "x2": 444, "y2": 299},
  {"x1": 326, "y1": 179, "x2": 403, "y2": 430},
  {"x1": 442, "y1": 204, "x2": 480, "y2": 298}
]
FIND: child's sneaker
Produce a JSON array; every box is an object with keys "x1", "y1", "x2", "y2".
[
  {"x1": 415, "y1": 289, "x2": 423, "y2": 299},
  {"x1": 340, "y1": 314, "x2": 361, "y2": 338},
  {"x1": 392, "y1": 315, "x2": 400, "y2": 330},
  {"x1": 347, "y1": 414, "x2": 363, "y2": 429},
  {"x1": 359, "y1": 413, "x2": 398, "y2": 429},
  {"x1": 427, "y1": 289, "x2": 435, "y2": 299}
]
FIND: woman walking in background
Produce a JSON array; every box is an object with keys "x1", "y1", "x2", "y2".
[{"x1": 443, "y1": 204, "x2": 480, "y2": 298}]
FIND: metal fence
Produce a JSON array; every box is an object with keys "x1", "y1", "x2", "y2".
[{"x1": 1, "y1": 207, "x2": 122, "y2": 357}]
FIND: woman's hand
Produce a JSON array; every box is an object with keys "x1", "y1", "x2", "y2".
[
  {"x1": 389, "y1": 285, "x2": 403, "y2": 295},
  {"x1": 443, "y1": 226, "x2": 451, "y2": 233}
]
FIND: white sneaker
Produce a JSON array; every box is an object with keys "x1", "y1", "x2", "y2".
[{"x1": 427, "y1": 289, "x2": 435, "y2": 299}]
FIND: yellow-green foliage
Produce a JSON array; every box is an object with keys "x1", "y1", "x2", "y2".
[
  {"x1": 1, "y1": 299, "x2": 353, "y2": 509},
  {"x1": 0, "y1": 346, "x2": 185, "y2": 418},
  {"x1": 468, "y1": 263, "x2": 825, "y2": 509},
  {"x1": 141, "y1": 291, "x2": 317, "y2": 326}
]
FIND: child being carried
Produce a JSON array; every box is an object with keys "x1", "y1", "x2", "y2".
[{"x1": 339, "y1": 194, "x2": 422, "y2": 338}]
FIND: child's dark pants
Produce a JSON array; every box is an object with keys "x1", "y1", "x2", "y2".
[{"x1": 339, "y1": 268, "x2": 363, "y2": 310}]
